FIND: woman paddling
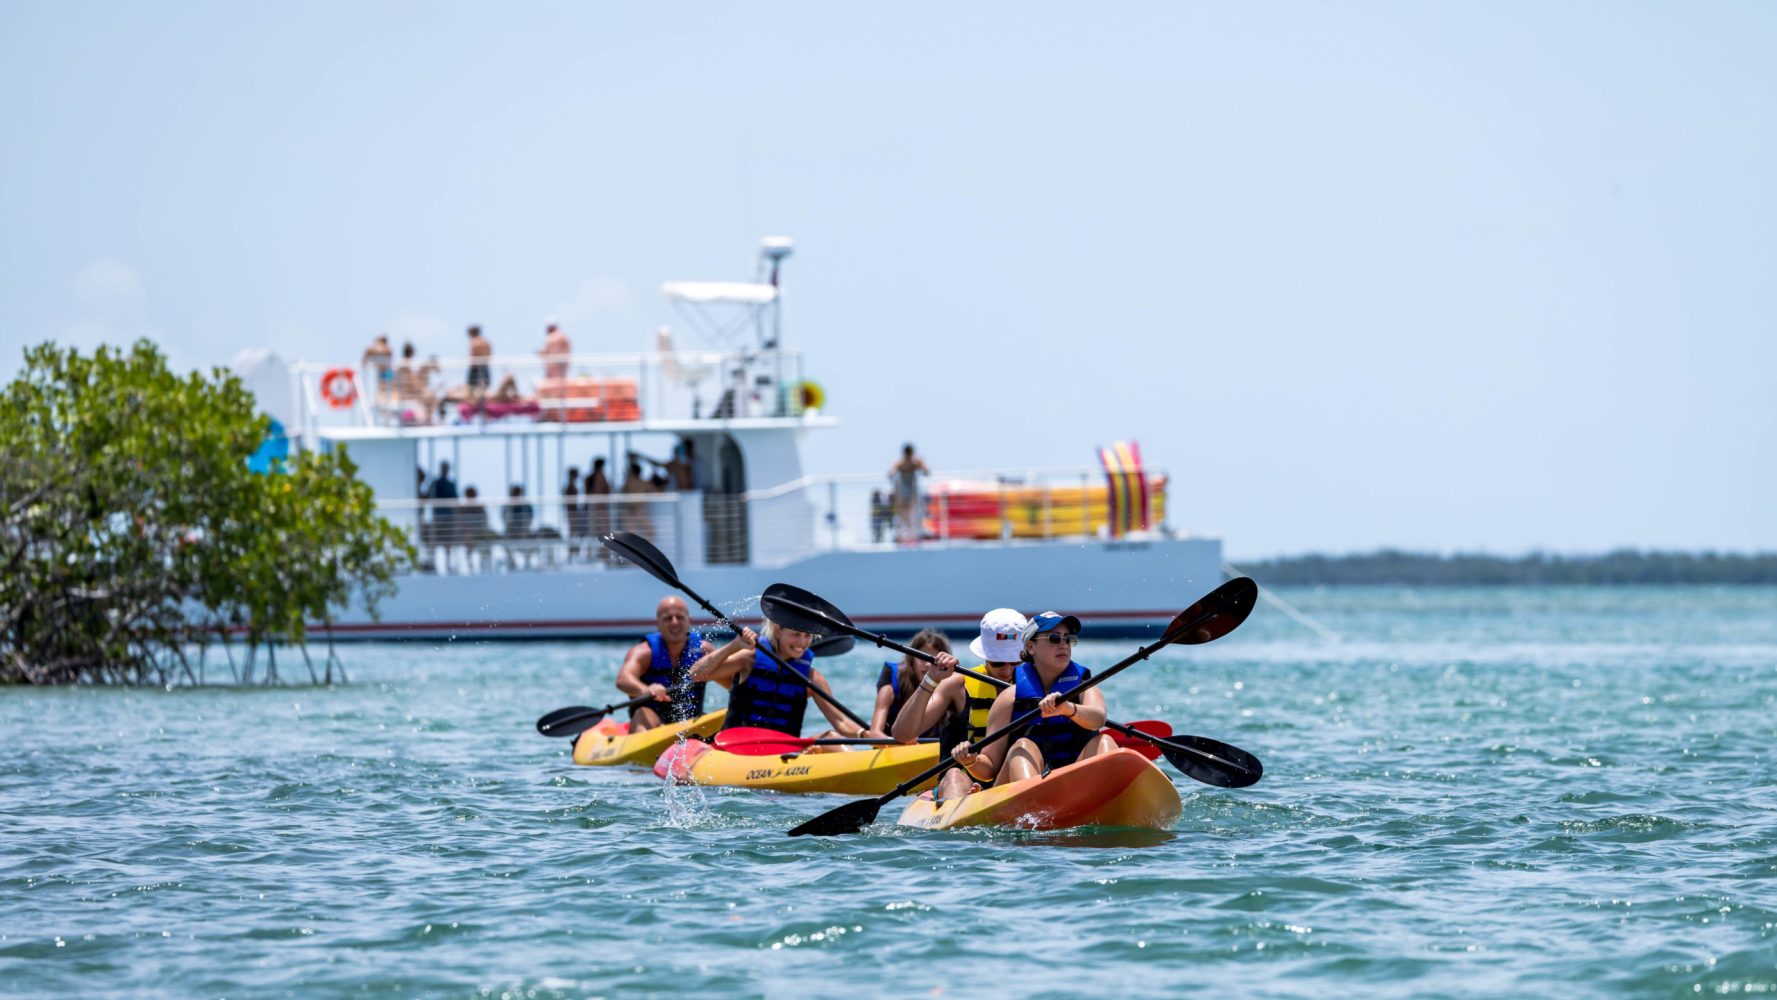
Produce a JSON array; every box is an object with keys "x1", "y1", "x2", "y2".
[
  {"x1": 950, "y1": 611, "x2": 1116, "y2": 786},
  {"x1": 691, "y1": 621, "x2": 882, "y2": 741},
  {"x1": 869, "y1": 628, "x2": 952, "y2": 739},
  {"x1": 889, "y1": 609, "x2": 1026, "y2": 800}
]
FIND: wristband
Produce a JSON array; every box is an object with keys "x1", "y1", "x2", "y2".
[{"x1": 919, "y1": 675, "x2": 938, "y2": 693}]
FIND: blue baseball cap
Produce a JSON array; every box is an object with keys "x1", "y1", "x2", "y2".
[{"x1": 1020, "y1": 611, "x2": 1082, "y2": 643}]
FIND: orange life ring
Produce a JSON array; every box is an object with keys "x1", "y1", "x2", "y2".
[{"x1": 320, "y1": 367, "x2": 357, "y2": 409}]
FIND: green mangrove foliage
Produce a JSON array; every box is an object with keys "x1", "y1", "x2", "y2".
[{"x1": 0, "y1": 340, "x2": 413, "y2": 684}]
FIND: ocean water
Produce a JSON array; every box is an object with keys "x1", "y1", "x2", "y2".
[{"x1": 2, "y1": 586, "x2": 1774, "y2": 999}]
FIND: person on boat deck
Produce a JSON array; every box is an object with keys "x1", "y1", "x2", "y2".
[
  {"x1": 361, "y1": 334, "x2": 393, "y2": 403},
  {"x1": 870, "y1": 628, "x2": 952, "y2": 738},
  {"x1": 615, "y1": 596, "x2": 716, "y2": 731},
  {"x1": 950, "y1": 612, "x2": 1116, "y2": 786},
  {"x1": 891, "y1": 609, "x2": 1028, "y2": 800},
  {"x1": 539, "y1": 319, "x2": 571, "y2": 381},
  {"x1": 465, "y1": 325, "x2": 493, "y2": 399},
  {"x1": 888, "y1": 443, "x2": 929, "y2": 543},
  {"x1": 691, "y1": 621, "x2": 884, "y2": 742}
]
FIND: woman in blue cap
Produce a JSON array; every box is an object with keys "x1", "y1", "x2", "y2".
[{"x1": 949, "y1": 611, "x2": 1117, "y2": 785}]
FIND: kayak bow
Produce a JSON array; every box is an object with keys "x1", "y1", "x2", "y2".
[
  {"x1": 897, "y1": 748, "x2": 1182, "y2": 831},
  {"x1": 572, "y1": 710, "x2": 727, "y2": 767}
]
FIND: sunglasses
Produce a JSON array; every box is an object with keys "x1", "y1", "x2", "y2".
[{"x1": 1034, "y1": 633, "x2": 1079, "y2": 647}]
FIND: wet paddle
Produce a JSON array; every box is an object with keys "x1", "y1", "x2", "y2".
[
  {"x1": 809, "y1": 634, "x2": 856, "y2": 657},
  {"x1": 787, "y1": 577, "x2": 1260, "y2": 837},
  {"x1": 535, "y1": 694, "x2": 656, "y2": 737},
  {"x1": 762, "y1": 582, "x2": 1261, "y2": 785},
  {"x1": 1101, "y1": 719, "x2": 1264, "y2": 787},
  {"x1": 600, "y1": 532, "x2": 874, "y2": 733}
]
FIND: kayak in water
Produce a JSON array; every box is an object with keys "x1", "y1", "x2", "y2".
[
  {"x1": 897, "y1": 747, "x2": 1181, "y2": 831},
  {"x1": 573, "y1": 710, "x2": 726, "y2": 767},
  {"x1": 654, "y1": 739, "x2": 939, "y2": 795}
]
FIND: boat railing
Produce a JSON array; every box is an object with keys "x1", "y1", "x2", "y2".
[
  {"x1": 290, "y1": 348, "x2": 811, "y2": 437},
  {"x1": 742, "y1": 466, "x2": 1173, "y2": 560},
  {"x1": 379, "y1": 491, "x2": 696, "y2": 575},
  {"x1": 377, "y1": 465, "x2": 1170, "y2": 575}
]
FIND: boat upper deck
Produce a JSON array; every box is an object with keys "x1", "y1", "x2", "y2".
[{"x1": 290, "y1": 347, "x2": 832, "y2": 446}]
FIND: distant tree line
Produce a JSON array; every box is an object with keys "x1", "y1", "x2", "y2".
[{"x1": 1235, "y1": 549, "x2": 1777, "y2": 585}]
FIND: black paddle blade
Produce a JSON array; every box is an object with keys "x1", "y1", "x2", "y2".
[
  {"x1": 788, "y1": 796, "x2": 884, "y2": 838},
  {"x1": 536, "y1": 705, "x2": 603, "y2": 736},
  {"x1": 761, "y1": 582, "x2": 855, "y2": 636},
  {"x1": 1154, "y1": 734, "x2": 1265, "y2": 788},
  {"x1": 810, "y1": 633, "x2": 857, "y2": 657},
  {"x1": 600, "y1": 532, "x2": 680, "y2": 588},
  {"x1": 1162, "y1": 577, "x2": 1259, "y2": 646}
]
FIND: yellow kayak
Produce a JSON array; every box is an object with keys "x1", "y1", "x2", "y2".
[
  {"x1": 656, "y1": 739, "x2": 940, "y2": 795},
  {"x1": 571, "y1": 710, "x2": 726, "y2": 767},
  {"x1": 898, "y1": 748, "x2": 1182, "y2": 831}
]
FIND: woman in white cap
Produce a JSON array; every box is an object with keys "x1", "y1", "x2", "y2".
[
  {"x1": 950, "y1": 611, "x2": 1116, "y2": 785},
  {"x1": 890, "y1": 609, "x2": 1028, "y2": 800}
]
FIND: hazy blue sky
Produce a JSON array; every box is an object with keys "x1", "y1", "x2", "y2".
[{"x1": 3, "y1": 2, "x2": 1772, "y2": 558}]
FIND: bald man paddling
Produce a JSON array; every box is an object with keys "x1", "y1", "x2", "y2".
[{"x1": 614, "y1": 596, "x2": 717, "y2": 731}]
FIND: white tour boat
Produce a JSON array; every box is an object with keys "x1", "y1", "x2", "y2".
[{"x1": 234, "y1": 238, "x2": 1224, "y2": 641}]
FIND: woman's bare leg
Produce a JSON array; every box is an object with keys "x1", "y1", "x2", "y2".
[{"x1": 997, "y1": 738, "x2": 1045, "y2": 785}]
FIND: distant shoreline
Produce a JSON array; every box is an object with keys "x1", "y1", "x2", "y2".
[{"x1": 1228, "y1": 550, "x2": 1777, "y2": 585}]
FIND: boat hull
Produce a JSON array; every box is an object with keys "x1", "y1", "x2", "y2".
[
  {"x1": 896, "y1": 748, "x2": 1182, "y2": 831},
  {"x1": 320, "y1": 536, "x2": 1224, "y2": 641}
]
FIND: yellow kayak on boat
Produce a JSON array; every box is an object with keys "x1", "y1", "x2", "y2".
[
  {"x1": 656, "y1": 739, "x2": 940, "y2": 795},
  {"x1": 898, "y1": 748, "x2": 1182, "y2": 831},
  {"x1": 571, "y1": 710, "x2": 726, "y2": 767}
]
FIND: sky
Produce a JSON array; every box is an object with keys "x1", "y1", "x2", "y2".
[{"x1": 2, "y1": 2, "x2": 1773, "y2": 559}]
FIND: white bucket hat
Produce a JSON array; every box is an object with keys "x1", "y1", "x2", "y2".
[{"x1": 968, "y1": 608, "x2": 1029, "y2": 662}]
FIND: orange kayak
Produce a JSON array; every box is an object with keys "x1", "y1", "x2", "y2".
[
  {"x1": 897, "y1": 747, "x2": 1182, "y2": 831},
  {"x1": 571, "y1": 710, "x2": 726, "y2": 767}
]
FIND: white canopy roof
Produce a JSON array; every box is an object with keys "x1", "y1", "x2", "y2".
[{"x1": 660, "y1": 281, "x2": 778, "y2": 305}]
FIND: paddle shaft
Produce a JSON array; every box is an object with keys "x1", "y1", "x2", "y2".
[
  {"x1": 537, "y1": 692, "x2": 657, "y2": 736},
  {"x1": 674, "y1": 589, "x2": 874, "y2": 733},
  {"x1": 865, "y1": 628, "x2": 1010, "y2": 691},
  {"x1": 768, "y1": 593, "x2": 1012, "y2": 690}
]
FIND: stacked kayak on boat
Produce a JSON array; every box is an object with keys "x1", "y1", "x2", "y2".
[
  {"x1": 655, "y1": 739, "x2": 940, "y2": 796},
  {"x1": 897, "y1": 748, "x2": 1182, "y2": 831},
  {"x1": 572, "y1": 710, "x2": 726, "y2": 767}
]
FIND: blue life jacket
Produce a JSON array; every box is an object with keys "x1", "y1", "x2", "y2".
[
  {"x1": 638, "y1": 630, "x2": 708, "y2": 723},
  {"x1": 722, "y1": 635, "x2": 814, "y2": 735},
  {"x1": 1012, "y1": 660, "x2": 1095, "y2": 769},
  {"x1": 878, "y1": 660, "x2": 942, "y2": 738}
]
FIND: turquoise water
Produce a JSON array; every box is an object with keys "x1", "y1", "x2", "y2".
[{"x1": 3, "y1": 586, "x2": 1775, "y2": 998}]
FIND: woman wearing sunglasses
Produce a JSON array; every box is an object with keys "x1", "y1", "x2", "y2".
[{"x1": 950, "y1": 611, "x2": 1117, "y2": 785}]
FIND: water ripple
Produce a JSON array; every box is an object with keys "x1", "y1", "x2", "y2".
[{"x1": 2, "y1": 587, "x2": 1775, "y2": 997}]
